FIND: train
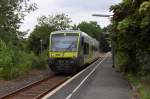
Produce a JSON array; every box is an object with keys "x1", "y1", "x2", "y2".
[{"x1": 47, "y1": 30, "x2": 99, "y2": 73}]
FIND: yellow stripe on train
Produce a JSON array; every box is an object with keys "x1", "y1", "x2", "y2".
[{"x1": 49, "y1": 52, "x2": 78, "y2": 58}]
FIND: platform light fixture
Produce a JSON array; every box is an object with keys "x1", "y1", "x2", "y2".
[{"x1": 92, "y1": 14, "x2": 113, "y2": 17}]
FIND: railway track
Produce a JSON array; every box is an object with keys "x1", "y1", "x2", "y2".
[
  {"x1": 0, "y1": 57, "x2": 101, "y2": 99},
  {"x1": 0, "y1": 74, "x2": 69, "y2": 99}
]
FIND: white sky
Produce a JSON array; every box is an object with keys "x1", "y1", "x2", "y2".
[{"x1": 20, "y1": 0, "x2": 122, "y2": 32}]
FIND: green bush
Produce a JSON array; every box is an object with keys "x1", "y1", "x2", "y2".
[
  {"x1": 0, "y1": 40, "x2": 36, "y2": 80},
  {"x1": 0, "y1": 40, "x2": 12, "y2": 67},
  {"x1": 15, "y1": 51, "x2": 35, "y2": 77},
  {"x1": 127, "y1": 74, "x2": 150, "y2": 99},
  {"x1": 0, "y1": 40, "x2": 13, "y2": 79},
  {"x1": 32, "y1": 51, "x2": 48, "y2": 70},
  {"x1": 140, "y1": 88, "x2": 150, "y2": 99},
  {"x1": 0, "y1": 39, "x2": 48, "y2": 80},
  {"x1": 116, "y1": 51, "x2": 129, "y2": 73},
  {"x1": 136, "y1": 51, "x2": 150, "y2": 77}
]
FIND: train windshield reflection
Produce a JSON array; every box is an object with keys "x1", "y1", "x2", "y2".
[{"x1": 51, "y1": 34, "x2": 78, "y2": 51}]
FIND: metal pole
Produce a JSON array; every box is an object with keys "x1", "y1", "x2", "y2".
[
  {"x1": 111, "y1": 41, "x2": 115, "y2": 68},
  {"x1": 40, "y1": 39, "x2": 43, "y2": 53}
]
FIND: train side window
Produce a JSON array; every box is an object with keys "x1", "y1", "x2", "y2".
[
  {"x1": 92, "y1": 46, "x2": 95, "y2": 51},
  {"x1": 92, "y1": 46, "x2": 98, "y2": 52},
  {"x1": 83, "y1": 43, "x2": 89, "y2": 55},
  {"x1": 81, "y1": 37, "x2": 84, "y2": 46}
]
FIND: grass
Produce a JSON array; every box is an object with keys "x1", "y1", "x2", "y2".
[{"x1": 127, "y1": 74, "x2": 150, "y2": 99}]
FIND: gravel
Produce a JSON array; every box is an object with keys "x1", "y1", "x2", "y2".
[{"x1": 0, "y1": 69, "x2": 53, "y2": 97}]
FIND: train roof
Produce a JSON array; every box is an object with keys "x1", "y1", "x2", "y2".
[
  {"x1": 51, "y1": 30, "x2": 81, "y2": 34},
  {"x1": 51, "y1": 30, "x2": 99, "y2": 44},
  {"x1": 51, "y1": 30, "x2": 91, "y2": 38}
]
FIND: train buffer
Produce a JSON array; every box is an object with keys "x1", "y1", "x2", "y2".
[{"x1": 43, "y1": 52, "x2": 132, "y2": 99}]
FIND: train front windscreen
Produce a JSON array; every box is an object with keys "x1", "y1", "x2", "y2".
[{"x1": 51, "y1": 33, "x2": 79, "y2": 51}]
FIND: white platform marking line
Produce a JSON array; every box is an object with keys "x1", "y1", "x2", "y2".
[
  {"x1": 42, "y1": 53, "x2": 108, "y2": 99},
  {"x1": 65, "y1": 53, "x2": 109, "y2": 99}
]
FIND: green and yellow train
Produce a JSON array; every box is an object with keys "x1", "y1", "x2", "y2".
[{"x1": 48, "y1": 30, "x2": 99, "y2": 73}]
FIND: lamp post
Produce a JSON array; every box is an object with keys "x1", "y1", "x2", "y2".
[
  {"x1": 92, "y1": 14, "x2": 115, "y2": 68},
  {"x1": 40, "y1": 39, "x2": 43, "y2": 53}
]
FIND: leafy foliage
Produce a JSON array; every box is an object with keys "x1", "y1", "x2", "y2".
[
  {"x1": 0, "y1": 0, "x2": 43, "y2": 80},
  {"x1": 32, "y1": 51, "x2": 48, "y2": 70},
  {"x1": 28, "y1": 25, "x2": 54, "y2": 54},
  {"x1": 110, "y1": 0, "x2": 150, "y2": 75},
  {"x1": 0, "y1": 40, "x2": 12, "y2": 71},
  {"x1": 110, "y1": 1, "x2": 150, "y2": 96},
  {"x1": 37, "y1": 13, "x2": 72, "y2": 30},
  {"x1": 0, "y1": 40, "x2": 31, "y2": 80},
  {"x1": 0, "y1": 0, "x2": 37, "y2": 43},
  {"x1": 0, "y1": 39, "x2": 48, "y2": 80}
]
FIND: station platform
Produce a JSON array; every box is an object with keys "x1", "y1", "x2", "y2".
[{"x1": 44, "y1": 53, "x2": 132, "y2": 99}]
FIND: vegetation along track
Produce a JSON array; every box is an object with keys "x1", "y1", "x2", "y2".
[
  {"x1": 0, "y1": 74, "x2": 69, "y2": 99},
  {"x1": 0, "y1": 57, "x2": 101, "y2": 99}
]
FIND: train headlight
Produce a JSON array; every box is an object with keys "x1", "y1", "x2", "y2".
[
  {"x1": 51, "y1": 54, "x2": 54, "y2": 57},
  {"x1": 73, "y1": 53, "x2": 77, "y2": 57}
]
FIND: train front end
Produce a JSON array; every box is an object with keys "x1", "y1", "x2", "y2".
[{"x1": 48, "y1": 31, "x2": 80, "y2": 73}]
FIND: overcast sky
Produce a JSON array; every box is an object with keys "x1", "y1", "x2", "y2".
[{"x1": 20, "y1": 0, "x2": 122, "y2": 32}]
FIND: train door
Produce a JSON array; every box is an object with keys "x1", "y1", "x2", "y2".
[
  {"x1": 88, "y1": 42, "x2": 93, "y2": 63},
  {"x1": 82, "y1": 38, "x2": 90, "y2": 64}
]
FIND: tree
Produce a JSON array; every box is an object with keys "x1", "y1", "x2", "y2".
[
  {"x1": 37, "y1": 13, "x2": 72, "y2": 30},
  {"x1": 77, "y1": 21, "x2": 102, "y2": 40},
  {"x1": 28, "y1": 25, "x2": 54, "y2": 54},
  {"x1": 0, "y1": 0, "x2": 37, "y2": 43},
  {"x1": 28, "y1": 13, "x2": 72, "y2": 54},
  {"x1": 110, "y1": 0, "x2": 150, "y2": 75},
  {"x1": 0, "y1": 0, "x2": 38, "y2": 80}
]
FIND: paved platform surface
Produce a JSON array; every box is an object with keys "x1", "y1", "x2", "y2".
[{"x1": 46, "y1": 53, "x2": 132, "y2": 99}]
